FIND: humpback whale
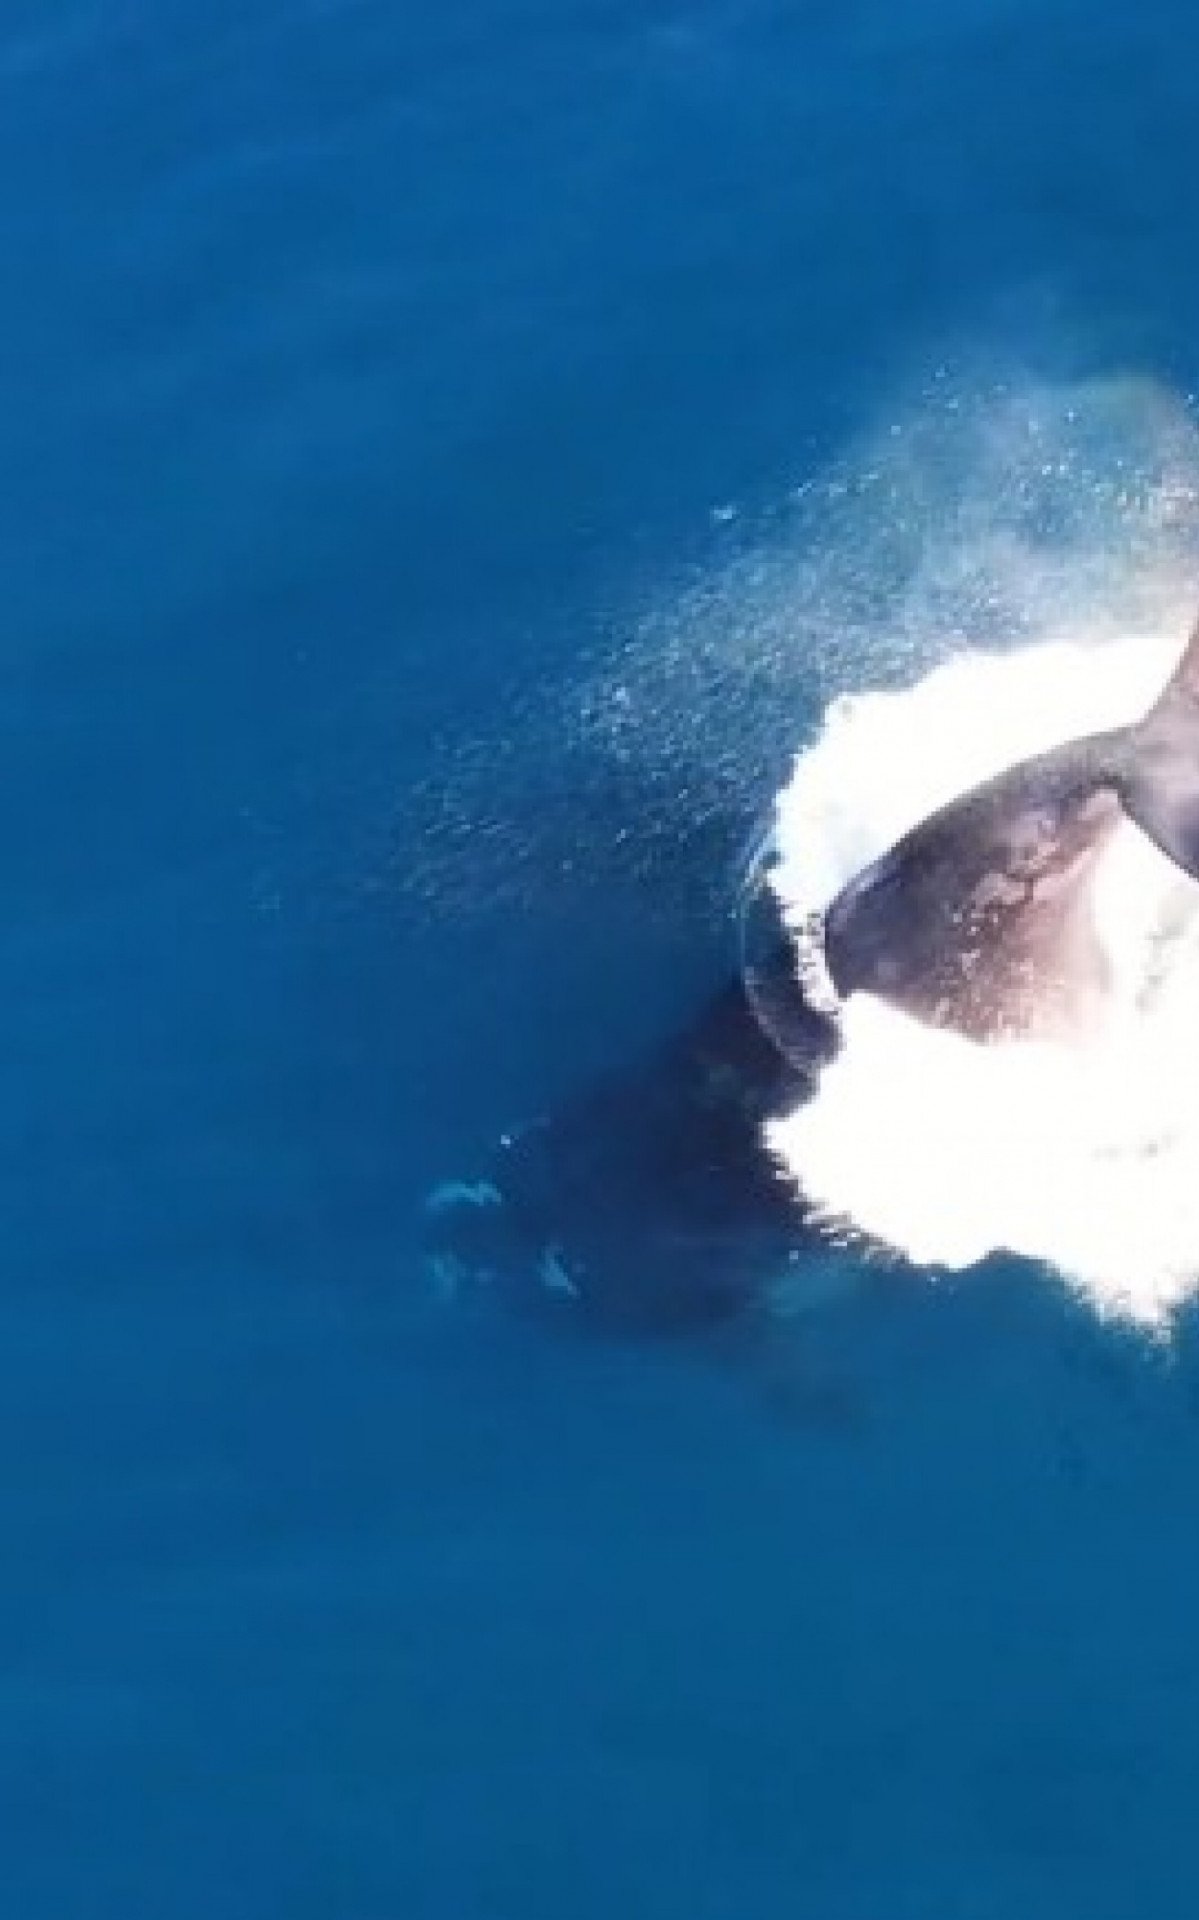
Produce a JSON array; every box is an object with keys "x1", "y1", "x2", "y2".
[
  {"x1": 423, "y1": 925, "x2": 839, "y2": 1331},
  {"x1": 824, "y1": 611, "x2": 1199, "y2": 1041},
  {"x1": 425, "y1": 614, "x2": 1199, "y2": 1328}
]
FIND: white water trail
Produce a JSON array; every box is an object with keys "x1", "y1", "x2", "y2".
[{"x1": 765, "y1": 634, "x2": 1199, "y2": 1328}]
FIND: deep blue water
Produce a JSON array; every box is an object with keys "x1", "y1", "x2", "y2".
[{"x1": 7, "y1": 2, "x2": 1199, "y2": 1914}]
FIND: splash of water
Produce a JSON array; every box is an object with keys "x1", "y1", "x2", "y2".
[
  {"x1": 399, "y1": 369, "x2": 1199, "y2": 930},
  {"x1": 765, "y1": 634, "x2": 1199, "y2": 1327},
  {"x1": 403, "y1": 363, "x2": 1199, "y2": 1326}
]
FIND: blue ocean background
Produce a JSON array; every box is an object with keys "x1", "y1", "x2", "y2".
[{"x1": 6, "y1": 2, "x2": 1199, "y2": 1914}]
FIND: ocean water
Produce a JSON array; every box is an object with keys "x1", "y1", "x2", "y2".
[{"x1": 7, "y1": 2, "x2": 1199, "y2": 1915}]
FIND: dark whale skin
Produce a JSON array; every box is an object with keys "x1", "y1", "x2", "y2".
[{"x1": 423, "y1": 957, "x2": 839, "y2": 1334}]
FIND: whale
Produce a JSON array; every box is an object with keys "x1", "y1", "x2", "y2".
[
  {"x1": 823, "y1": 611, "x2": 1199, "y2": 1041},
  {"x1": 423, "y1": 914, "x2": 840, "y2": 1332},
  {"x1": 424, "y1": 613, "x2": 1199, "y2": 1330}
]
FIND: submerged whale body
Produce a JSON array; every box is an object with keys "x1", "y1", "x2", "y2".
[
  {"x1": 424, "y1": 925, "x2": 839, "y2": 1332},
  {"x1": 426, "y1": 613, "x2": 1199, "y2": 1329}
]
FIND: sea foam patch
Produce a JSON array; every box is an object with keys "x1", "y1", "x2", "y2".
[{"x1": 765, "y1": 635, "x2": 1199, "y2": 1327}]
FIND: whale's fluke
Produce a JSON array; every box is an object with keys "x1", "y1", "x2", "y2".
[{"x1": 821, "y1": 614, "x2": 1199, "y2": 1041}]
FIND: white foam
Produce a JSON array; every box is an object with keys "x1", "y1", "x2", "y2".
[{"x1": 765, "y1": 634, "x2": 1199, "y2": 1327}]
